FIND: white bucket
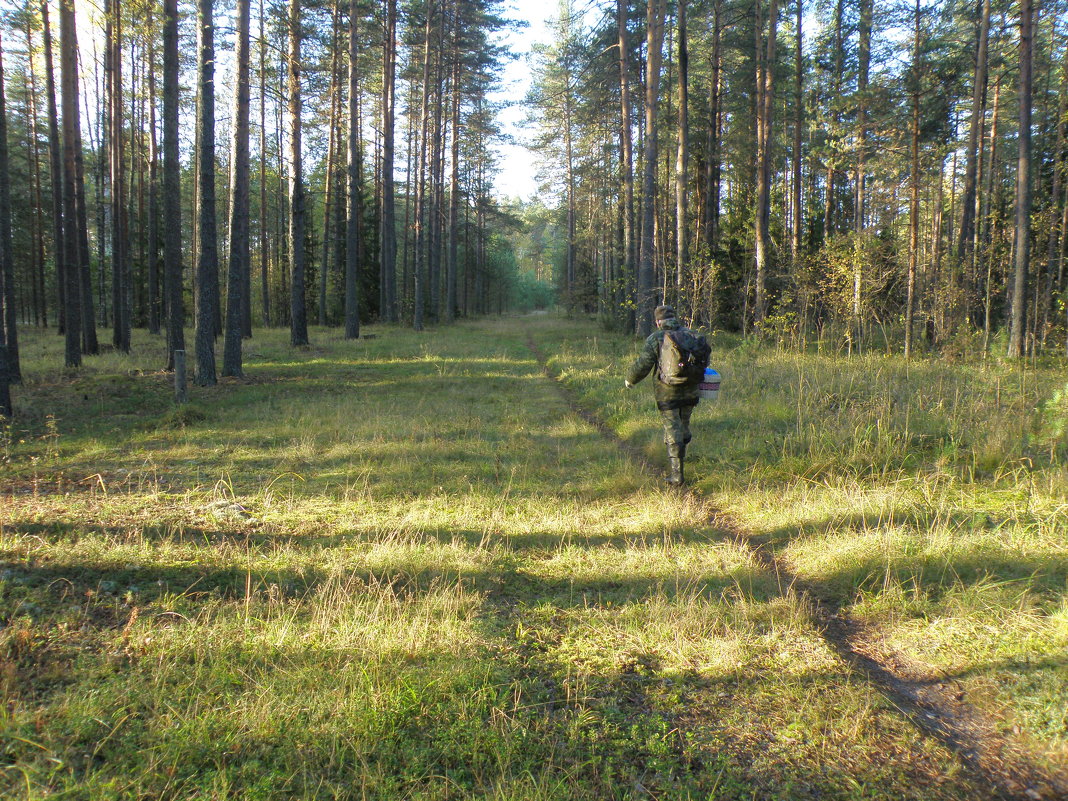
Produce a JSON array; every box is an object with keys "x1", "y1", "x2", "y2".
[{"x1": 698, "y1": 368, "x2": 720, "y2": 401}]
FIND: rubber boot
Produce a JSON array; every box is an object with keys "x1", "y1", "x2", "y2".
[{"x1": 668, "y1": 457, "x2": 684, "y2": 486}]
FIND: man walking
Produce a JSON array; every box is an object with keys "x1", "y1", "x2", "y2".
[{"x1": 624, "y1": 305, "x2": 709, "y2": 486}]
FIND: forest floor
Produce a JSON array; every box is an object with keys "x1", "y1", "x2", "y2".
[{"x1": 1, "y1": 315, "x2": 1066, "y2": 800}]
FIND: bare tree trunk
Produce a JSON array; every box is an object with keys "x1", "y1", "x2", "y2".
[
  {"x1": 224, "y1": 0, "x2": 250, "y2": 376},
  {"x1": 194, "y1": 0, "x2": 218, "y2": 384},
  {"x1": 42, "y1": 1, "x2": 66, "y2": 335},
  {"x1": 381, "y1": 0, "x2": 397, "y2": 322},
  {"x1": 617, "y1": 0, "x2": 636, "y2": 326},
  {"x1": 822, "y1": 0, "x2": 844, "y2": 242},
  {"x1": 412, "y1": 0, "x2": 434, "y2": 332},
  {"x1": 637, "y1": 0, "x2": 667, "y2": 336},
  {"x1": 1041, "y1": 44, "x2": 1067, "y2": 346},
  {"x1": 25, "y1": 18, "x2": 47, "y2": 328},
  {"x1": 791, "y1": 0, "x2": 803, "y2": 266},
  {"x1": 345, "y1": 0, "x2": 362, "y2": 338},
  {"x1": 288, "y1": 0, "x2": 308, "y2": 346},
  {"x1": 0, "y1": 30, "x2": 20, "y2": 381},
  {"x1": 905, "y1": 0, "x2": 921, "y2": 360},
  {"x1": 955, "y1": 0, "x2": 991, "y2": 313},
  {"x1": 163, "y1": 0, "x2": 183, "y2": 368},
  {"x1": 1007, "y1": 0, "x2": 1032, "y2": 358},
  {"x1": 321, "y1": 1, "x2": 341, "y2": 328},
  {"x1": 753, "y1": 0, "x2": 778, "y2": 327},
  {"x1": 674, "y1": 0, "x2": 689, "y2": 296},
  {"x1": 107, "y1": 0, "x2": 131, "y2": 353},
  {"x1": 446, "y1": 0, "x2": 460, "y2": 323},
  {"x1": 60, "y1": 0, "x2": 82, "y2": 367},
  {"x1": 259, "y1": 0, "x2": 269, "y2": 328},
  {"x1": 146, "y1": 14, "x2": 160, "y2": 335}
]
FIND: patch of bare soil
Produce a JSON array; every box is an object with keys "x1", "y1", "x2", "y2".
[{"x1": 529, "y1": 336, "x2": 1067, "y2": 801}]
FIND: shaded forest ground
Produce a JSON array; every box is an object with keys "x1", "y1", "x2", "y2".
[{"x1": 1, "y1": 316, "x2": 1065, "y2": 799}]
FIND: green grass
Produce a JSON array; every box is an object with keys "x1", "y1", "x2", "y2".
[
  {"x1": 0, "y1": 315, "x2": 1053, "y2": 798},
  {"x1": 536, "y1": 318, "x2": 1068, "y2": 775}
]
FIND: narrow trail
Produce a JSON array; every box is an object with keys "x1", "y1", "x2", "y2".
[{"x1": 526, "y1": 334, "x2": 1067, "y2": 801}]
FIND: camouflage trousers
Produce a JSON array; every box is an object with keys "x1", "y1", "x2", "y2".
[{"x1": 659, "y1": 404, "x2": 695, "y2": 458}]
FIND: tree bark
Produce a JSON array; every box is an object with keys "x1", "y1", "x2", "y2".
[
  {"x1": 107, "y1": 0, "x2": 131, "y2": 353},
  {"x1": 321, "y1": 1, "x2": 341, "y2": 328},
  {"x1": 637, "y1": 0, "x2": 667, "y2": 337},
  {"x1": 163, "y1": 0, "x2": 184, "y2": 369},
  {"x1": 791, "y1": 0, "x2": 803, "y2": 266},
  {"x1": 905, "y1": 0, "x2": 921, "y2": 360},
  {"x1": 195, "y1": 0, "x2": 218, "y2": 385},
  {"x1": 674, "y1": 0, "x2": 689, "y2": 296},
  {"x1": 955, "y1": 0, "x2": 991, "y2": 323},
  {"x1": 259, "y1": 0, "x2": 269, "y2": 328},
  {"x1": 753, "y1": 0, "x2": 779, "y2": 326},
  {"x1": 822, "y1": 0, "x2": 844, "y2": 242},
  {"x1": 60, "y1": 0, "x2": 82, "y2": 367},
  {"x1": 345, "y1": 0, "x2": 362, "y2": 338},
  {"x1": 1007, "y1": 0, "x2": 1032, "y2": 358},
  {"x1": 42, "y1": 2, "x2": 66, "y2": 336},
  {"x1": 288, "y1": 0, "x2": 308, "y2": 345},
  {"x1": 617, "y1": 0, "x2": 636, "y2": 326},
  {"x1": 224, "y1": 0, "x2": 251, "y2": 376},
  {"x1": 381, "y1": 0, "x2": 398, "y2": 322},
  {"x1": 0, "y1": 31, "x2": 20, "y2": 381},
  {"x1": 446, "y1": 0, "x2": 460, "y2": 323}
]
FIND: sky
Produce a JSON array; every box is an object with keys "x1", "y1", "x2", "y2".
[{"x1": 491, "y1": 0, "x2": 556, "y2": 201}]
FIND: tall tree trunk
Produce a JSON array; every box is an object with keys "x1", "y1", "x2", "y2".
[
  {"x1": 0, "y1": 31, "x2": 20, "y2": 381},
  {"x1": 107, "y1": 0, "x2": 131, "y2": 353},
  {"x1": 59, "y1": 0, "x2": 83, "y2": 367},
  {"x1": 753, "y1": 0, "x2": 778, "y2": 326},
  {"x1": 905, "y1": 0, "x2": 922, "y2": 360},
  {"x1": 320, "y1": 2, "x2": 341, "y2": 328},
  {"x1": 259, "y1": 0, "x2": 269, "y2": 327},
  {"x1": 618, "y1": 0, "x2": 636, "y2": 325},
  {"x1": 956, "y1": 0, "x2": 991, "y2": 320},
  {"x1": 73, "y1": 44, "x2": 97, "y2": 355},
  {"x1": 345, "y1": 0, "x2": 362, "y2": 338},
  {"x1": 850, "y1": 0, "x2": 871, "y2": 348},
  {"x1": 982, "y1": 77, "x2": 1001, "y2": 352},
  {"x1": 25, "y1": 21, "x2": 47, "y2": 328},
  {"x1": 147, "y1": 15, "x2": 160, "y2": 335},
  {"x1": 381, "y1": 0, "x2": 397, "y2": 322},
  {"x1": 704, "y1": 0, "x2": 722, "y2": 257},
  {"x1": 288, "y1": 0, "x2": 308, "y2": 346},
  {"x1": 674, "y1": 0, "x2": 689, "y2": 296},
  {"x1": 412, "y1": 0, "x2": 434, "y2": 332},
  {"x1": 224, "y1": 0, "x2": 250, "y2": 376},
  {"x1": 25, "y1": 19, "x2": 48, "y2": 328},
  {"x1": 822, "y1": 0, "x2": 844, "y2": 242},
  {"x1": 791, "y1": 0, "x2": 803, "y2": 266},
  {"x1": 163, "y1": 0, "x2": 184, "y2": 369},
  {"x1": 446, "y1": 0, "x2": 460, "y2": 323},
  {"x1": 195, "y1": 0, "x2": 218, "y2": 385},
  {"x1": 637, "y1": 0, "x2": 667, "y2": 336},
  {"x1": 42, "y1": 1, "x2": 66, "y2": 335},
  {"x1": 1007, "y1": 0, "x2": 1032, "y2": 358},
  {"x1": 1042, "y1": 43, "x2": 1067, "y2": 346}
]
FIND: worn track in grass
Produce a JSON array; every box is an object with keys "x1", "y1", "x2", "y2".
[{"x1": 527, "y1": 335, "x2": 1067, "y2": 801}]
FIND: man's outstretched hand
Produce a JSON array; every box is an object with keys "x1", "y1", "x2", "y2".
[{"x1": 624, "y1": 380, "x2": 634, "y2": 389}]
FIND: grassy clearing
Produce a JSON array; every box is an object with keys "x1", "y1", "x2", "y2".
[
  {"x1": 0, "y1": 317, "x2": 1018, "y2": 798},
  {"x1": 536, "y1": 317, "x2": 1068, "y2": 775}
]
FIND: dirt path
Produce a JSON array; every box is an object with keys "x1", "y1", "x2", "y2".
[{"x1": 528, "y1": 334, "x2": 1067, "y2": 801}]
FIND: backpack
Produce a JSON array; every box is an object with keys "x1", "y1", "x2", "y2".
[{"x1": 658, "y1": 328, "x2": 711, "y2": 386}]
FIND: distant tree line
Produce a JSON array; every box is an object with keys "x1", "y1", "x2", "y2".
[
  {"x1": 528, "y1": 0, "x2": 1068, "y2": 358},
  {"x1": 0, "y1": 0, "x2": 538, "y2": 390}
]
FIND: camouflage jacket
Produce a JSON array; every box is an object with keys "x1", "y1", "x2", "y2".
[{"x1": 625, "y1": 318, "x2": 701, "y2": 409}]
